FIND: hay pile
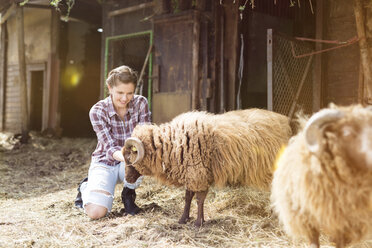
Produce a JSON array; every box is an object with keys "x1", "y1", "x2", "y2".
[{"x1": 0, "y1": 132, "x2": 370, "y2": 248}]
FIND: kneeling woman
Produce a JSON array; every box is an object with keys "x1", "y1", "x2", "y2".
[{"x1": 75, "y1": 65, "x2": 151, "y2": 219}]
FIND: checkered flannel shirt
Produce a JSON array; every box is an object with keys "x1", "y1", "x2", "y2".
[{"x1": 89, "y1": 95, "x2": 151, "y2": 166}]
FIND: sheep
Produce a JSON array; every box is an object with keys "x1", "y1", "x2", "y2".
[
  {"x1": 122, "y1": 108, "x2": 292, "y2": 227},
  {"x1": 271, "y1": 104, "x2": 372, "y2": 248}
]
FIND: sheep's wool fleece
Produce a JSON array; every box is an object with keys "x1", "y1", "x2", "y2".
[
  {"x1": 271, "y1": 104, "x2": 372, "y2": 245},
  {"x1": 130, "y1": 109, "x2": 291, "y2": 192}
]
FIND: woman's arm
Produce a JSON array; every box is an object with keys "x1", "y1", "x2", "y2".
[{"x1": 89, "y1": 105, "x2": 122, "y2": 163}]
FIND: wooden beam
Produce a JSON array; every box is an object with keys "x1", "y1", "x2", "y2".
[
  {"x1": 191, "y1": 12, "x2": 200, "y2": 110},
  {"x1": 23, "y1": 4, "x2": 52, "y2": 10},
  {"x1": 267, "y1": 29, "x2": 273, "y2": 111},
  {"x1": 136, "y1": 44, "x2": 153, "y2": 95},
  {"x1": 0, "y1": 3, "x2": 16, "y2": 25},
  {"x1": 313, "y1": 0, "x2": 323, "y2": 111},
  {"x1": 16, "y1": 6, "x2": 29, "y2": 142},
  {"x1": 354, "y1": 0, "x2": 372, "y2": 104},
  {"x1": 46, "y1": 10, "x2": 61, "y2": 134},
  {"x1": 289, "y1": 55, "x2": 314, "y2": 120},
  {"x1": 108, "y1": 2, "x2": 154, "y2": 18},
  {"x1": 0, "y1": 23, "x2": 7, "y2": 131},
  {"x1": 223, "y1": 2, "x2": 239, "y2": 111}
]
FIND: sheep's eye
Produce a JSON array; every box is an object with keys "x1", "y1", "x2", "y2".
[
  {"x1": 131, "y1": 146, "x2": 137, "y2": 152},
  {"x1": 341, "y1": 126, "x2": 357, "y2": 138}
]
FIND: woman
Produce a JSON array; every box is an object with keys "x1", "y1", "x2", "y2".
[{"x1": 75, "y1": 65, "x2": 151, "y2": 219}]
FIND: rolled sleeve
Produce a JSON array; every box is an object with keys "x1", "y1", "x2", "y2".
[
  {"x1": 89, "y1": 106, "x2": 120, "y2": 163},
  {"x1": 106, "y1": 145, "x2": 122, "y2": 162}
]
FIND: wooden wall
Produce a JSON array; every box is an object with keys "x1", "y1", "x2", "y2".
[
  {"x1": 3, "y1": 8, "x2": 51, "y2": 133},
  {"x1": 7, "y1": 8, "x2": 51, "y2": 65},
  {"x1": 323, "y1": 0, "x2": 360, "y2": 105},
  {"x1": 4, "y1": 64, "x2": 21, "y2": 132}
]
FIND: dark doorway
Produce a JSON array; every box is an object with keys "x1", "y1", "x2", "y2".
[
  {"x1": 59, "y1": 21, "x2": 101, "y2": 137},
  {"x1": 30, "y1": 71, "x2": 43, "y2": 131}
]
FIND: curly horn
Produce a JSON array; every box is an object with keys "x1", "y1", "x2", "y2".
[
  {"x1": 124, "y1": 137, "x2": 145, "y2": 165},
  {"x1": 304, "y1": 109, "x2": 344, "y2": 156}
]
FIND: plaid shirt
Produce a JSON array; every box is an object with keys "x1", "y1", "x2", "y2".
[{"x1": 89, "y1": 95, "x2": 151, "y2": 166}]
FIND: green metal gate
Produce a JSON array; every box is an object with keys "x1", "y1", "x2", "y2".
[{"x1": 105, "y1": 30, "x2": 153, "y2": 108}]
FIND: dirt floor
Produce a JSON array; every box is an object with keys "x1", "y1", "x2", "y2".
[{"x1": 0, "y1": 132, "x2": 371, "y2": 248}]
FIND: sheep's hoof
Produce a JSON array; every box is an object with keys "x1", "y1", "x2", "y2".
[
  {"x1": 194, "y1": 219, "x2": 204, "y2": 227},
  {"x1": 178, "y1": 217, "x2": 189, "y2": 224}
]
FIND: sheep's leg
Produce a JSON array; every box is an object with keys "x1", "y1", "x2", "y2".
[
  {"x1": 308, "y1": 228, "x2": 320, "y2": 248},
  {"x1": 194, "y1": 190, "x2": 208, "y2": 227},
  {"x1": 178, "y1": 190, "x2": 195, "y2": 224}
]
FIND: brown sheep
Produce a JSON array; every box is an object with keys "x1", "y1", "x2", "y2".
[
  {"x1": 271, "y1": 104, "x2": 372, "y2": 248},
  {"x1": 122, "y1": 108, "x2": 292, "y2": 227}
]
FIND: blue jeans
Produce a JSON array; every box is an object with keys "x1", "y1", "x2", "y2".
[{"x1": 81, "y1": 161, "x2": 143, "y2": 212}]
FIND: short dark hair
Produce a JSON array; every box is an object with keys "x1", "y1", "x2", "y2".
[{"x1": 106, "y1": 65, "x2": 138, "y2": 88}]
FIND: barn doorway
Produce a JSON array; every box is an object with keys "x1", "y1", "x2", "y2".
[
  {"x1": 27, "y1": 63, "x2": 47, "y2": 132},
  {"x1": 105, "y1": 31, "x2": 153, "y2": 103},
  {"x1": 29, "y1": 70, "x2": 43, "y2": 131}
]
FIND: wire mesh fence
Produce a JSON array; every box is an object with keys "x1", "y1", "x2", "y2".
[{"x1": 267, "y1": 29, "x2": 314, "y2": 119}]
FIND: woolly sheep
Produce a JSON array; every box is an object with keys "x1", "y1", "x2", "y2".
[
  {"x1": 122, "y1": 109, "x2": 292, "y2": 227},
  {"x1": 271, "y1": 104, "x2": 372, "y2": 248}
]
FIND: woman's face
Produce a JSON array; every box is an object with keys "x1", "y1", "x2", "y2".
[{"x1": 108, "y1": 81, "x2": 135, "y2": 110}]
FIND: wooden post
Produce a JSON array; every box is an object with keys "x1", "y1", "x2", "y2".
[
  {"x1": 192, "y1": 12, "x2": 200, "y2": 110},
  {"x1": 47, "y1": 9, "x2": 61, "y2": 135},
  {"x1": 0, "y1": 23, "x2": 7, "y2": 131},
  {"x1": 313, "y1": 0, "x2": 323, "y2": 111},
  {"x1": 16, "y1": 6, "x2": 29, "y2": 143},
  {"x1": 354, "y1": 0, "x2": 372, "y2": 103},
  {"x1": 135, "y1": 45, "x2": 153, "y2": 95},
  {"x1": 108, "y1": 2, "x2": 155, "y2": 18},
  {"x1": 267, "y1": 29, "x2": 273, "y2": 111}
]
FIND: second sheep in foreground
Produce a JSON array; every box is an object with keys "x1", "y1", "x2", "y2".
[
  {"x1": 123, "y1": 109, "x2": 292, "y2": 227},
  {"x1": 271, "y1": 104, "x2": 372, "y2": 248}
]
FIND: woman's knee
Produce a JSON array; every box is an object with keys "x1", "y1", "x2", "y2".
[
  {"x1": 85, "y1": 204, "x2": 108, "y2": 220},
  {"x1": 82, "y1": 189, "x2": 113, "y2": 219}
]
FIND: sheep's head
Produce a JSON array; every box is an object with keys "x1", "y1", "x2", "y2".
[
  {"x1": 122, "y1": 137, "x2": 145, "y2": 183},
  {"x1": 304, "y1": 105, "x2": 372, "y2": 171}
]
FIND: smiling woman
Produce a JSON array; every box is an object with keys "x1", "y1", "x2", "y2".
[
  {"x1": 107, "y1": 82, "x2": 135, "y2": 118},
  {"x1": 74, "y1": 65, "x2": 152, "y2": 220}
]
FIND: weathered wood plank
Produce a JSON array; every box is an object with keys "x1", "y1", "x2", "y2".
[
  {"x1": 108, "y1": 2, "x2": 154, "y2": 18},
  {"x1": 313, "y1": 0, "x2": 323, "y2": 111},
  {"x1": 0, "y1": 23, "x2": 7, "y2": 130},
  {"x1": 16, "y1": 6, "x2": 29, "y2": 140}
]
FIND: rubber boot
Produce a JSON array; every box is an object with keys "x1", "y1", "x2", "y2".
[
  {"x1": 74, "y1": 177, "x2": 88, "y2": 208},
  {"x1": 121, "y1": 187, "x2": 141, "y2": 215}
]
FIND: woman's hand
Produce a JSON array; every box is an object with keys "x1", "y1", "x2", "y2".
[{"x1": 113, "y1": 150, "x2": 125, "y2": 162}]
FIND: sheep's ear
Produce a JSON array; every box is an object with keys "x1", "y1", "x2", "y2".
[
  {"x1": 328, "y1": 102, "x2": 337, "y2": 109},
  {"x1": 304, "y1": 109, "x2": 343, "y2": 156}
]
